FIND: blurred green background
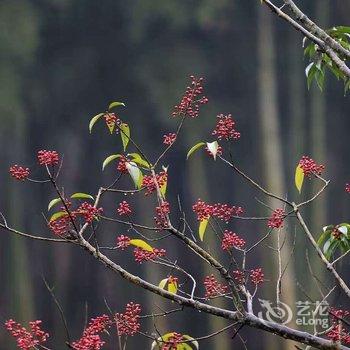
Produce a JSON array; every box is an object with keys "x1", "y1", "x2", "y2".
[{"x1": 0, "y1": 1, "x2": 350, "y2": 349}]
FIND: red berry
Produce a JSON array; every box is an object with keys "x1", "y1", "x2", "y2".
[
  {"x1": 298, "y1": 156, "x2": 325, "y2": 178},
  {"x1": 37, "y1": 150, "x2": 59, "y2": 166},
  {"x1": 163, "y1": 133, "x2": 177, "y2": 145},
  {"x1": 9, "y1": 165, "x2": 30, "y2": 180},
  {"x1": 212, "y1": 114, "x2": 241, "y2": 141},
  {"x1": 5, "y1": 319, "x2": 49, "y2": 350},
  {"x1": 117, "y1": 201, "x2": 132, "y2": 216},
  {"x1": 203, "y1": 275, "x2": 228, "y2": 299},
  {"x1": 172, "y1": 76, "x2": 208, "y2": 118},
  {"x1": 250, "y1": 268, "x2": 264, "y2": 285},
  {"x1": 267, "y1": 208, "x2": 285, "y2": 229},
  {"x1": 116, "y1": 302, "x2": 141, "y2": 336},
  {"x1": 221, "y1": 230, "x2": 245, "y2": 250}
]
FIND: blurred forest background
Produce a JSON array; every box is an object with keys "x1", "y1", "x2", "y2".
[{"x1": 0, "y1": 1, "x2": 350, "y2": 349}]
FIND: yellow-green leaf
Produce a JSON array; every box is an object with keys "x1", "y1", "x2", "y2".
[
  {"x1": 151, "y1": 333, "x2": 199, "y2": 350},
  {"x1": 168, "y1": 280, "x2": 178, "y2": 294},
  {"x1": 49, "y1": 211, "x2": 67, "y2": 222},
  {"x1": 102, "y1": 154, "x2": 121, "y2": 171},
  {"x1": 160, "y1": 177, "x2": 167, "y2": 197},
  {"x1": 199, "y1": 218, "x2": 209, "y2": 241},
  {"x1": 128, "y1": 153, "x2": 150, "y2": 168},
  {"x1": 182, "y1": 335, "x2": 199, "y2": 349},
  {"x1": 151, "y1": 333, "x2": 174, "y2": 350},
  {"x1": 129, "y1": 239, "x2": 153, "y2": 252},
  {"x1": 186, "y1": 142, "x2": 205, "y2": 160},
  {"x1": 120, "y1": 123, "x2": 130, "y2": 151},
  {"x1": 137, "y1": 172, "x2": 144, "y2": 189},
  {"x1": 108, "y1": 101, "x2": 125, "y2": 111},
  {"x1": 158, "y1": 278, "x2": 168, "y2": 290},
  {"x1": 71, "y1": 193, "x2": 94, "y2": 200},
  {"x1": 106, "y1": 120, "x2": 115, "y2": 134},
  {"x1": 295, "y1": 164, "x2": 304, "y2": 193},
  {"x1": 89, "y1": 113, "x2": 104, "y2": 133},
  {"x1": 48, "y1": 198, "x2": 62, "y2": 211}
]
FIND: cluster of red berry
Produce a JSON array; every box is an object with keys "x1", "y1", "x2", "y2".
[
  {"x1": 192, "y1": 199, "x2": 243, "y2": 222},
  {"x1": 142, "y1": 171, "x2": 167, "y2": 195},
  {"x1": 5, "y1": 319, "x2": 49, "y2": 350},
  {"x1": 37, "y1": 150, "x2": 59, "y2": 166},
  {"x1": 154, "y1": 201, "x2": 170, "y2": 228},
  {"x1": 212, "y1": 114, "x2": 241, "y2": 141},
  {"x1": 161, "y1": 332, "x2": 184, "y2": 350},
  {"x1": 298, "y1": 155, "x2": 325, "y2": 178},
  {"x1": 172, "y1": 76, "x2": 208, "y2": 118},
  {"x1": 326, "y1": 308, "x2": 350, "y2": 344},
  {"x1": 9, "y1": 150, "x2": 61, "y2": 181},
  {"x1": 104, "y1": 113, "x2": 121, "y2": 132},
  {"x1": 250, "y1": 268, "x2": 264, "y2": 285},
  {"x1": 232, "y1": 270, "x2": 245, "y2": 284},
  {"x1": 117, "y1": 201, "x2": 132, "y2": 216},
  {"x1": 133, "y1": 247, "x2": 166, "y2": 264},
  {"x1": 9, "y1": 165, "x2": 30, "y2": 180},
  {"x1": 77, "y1": 202, "x2": 103, "y2": 224},
  {"x1": 116, "y1": 302, "x2": 141, "y2": 336},
  {"x1": 267, "y1": 208, "x2": 285, "y2": 229},
  {"x1": 49, "y1": 202, "x2": 103, "y2": 236},
  {"x1": 203, "y1": 275, "x2": 228, "y2": 299},
  {"x1": 116, "y1": 235, "x2": 131, "y2": 250},
  {"x1": 117, "y1": 155, "x2": 128, "y2": 173},
  {"x1": 71, "y1": 315, "x2": 110, "y2": 350},
  {"x1": 221, "y1": 230, "x2": 246, "y2": 250},
  {"x1": 163, "y1": 133, "x2": 177, "y2": 145}
]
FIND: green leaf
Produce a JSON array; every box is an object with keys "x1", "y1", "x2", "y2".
[
  {"x1": 151, "y1": 333, "x2": 199, "y2": 350},
  {"x1": 324, "y1": 239, "x2": 339, "y2": 260},
  {"x1": 126, "y1": 162, "x2": 143, "y2": 189},
  {"x1": 129, "y1": 239, "x2": 153, "y2": 252},
  {"x1": 338, "y1": 225, "x2": 349, "y2": 236},
  {"x1": 315, "y1": 69, "x2": 325, "y2": 91},
  {"x1": 182, "y1": 335, "x2": 199, "y2": 350},
  {"x1": 158, "y1": 278, "x2": 168, "y2": 290},
  {"x1": 120, "y1": 123, "x2": 130, "y2": 151},
  {"x1": 71, "y1": 193, "x2": 94, "y2": 200},
  {"x1": 108, "y1": 101, "x2": 125, "y2": 111},
  {"x1": 306, "y1": 63, "x2": 317, "y2": 89},
  {"x1": 317, "y1": 228, "x2": 332, "y2": 246},
  {"x1": 102, "y1": 154, "x2": 122, "y2": 171},
  {"x1": 48, "y1": 198, "x2": 62, "y2": 211},
  {"x1": 168, "y1": 280, "x2": 178, "y2": 294},
  {"x1": 128, "y1": 153, "x2": 150, "y2": 168},
  {"x1": 186, "y1": 142, "x2": 205, "y2": 160},
  {"x1": 137, "y1": 172, "x2": 144, "y2": 189},
  {"x1": 106, "y1": 120, "x2": 115, "y2": 134},
  {"x1": 89, "y1": 113, "x2": 104, "y2": 133},
  {"x1": 199, "y1": 218, "x2": 209, "y2": 241},
  {"x1": 329, "y1": 26, "x2": 350, "y2": 35},
  {"x1": 49, "y1": 211, "x2": 67, "y2": 222},
  {"x1": 206, "y1": 141, "x2": 219, "y2": 160},
  {"x1": 295, "y1": 164, "x2": 304, "y2": 193},
  {"x1": 160, "y1": 177, "x2": 167, "y2": 197}
]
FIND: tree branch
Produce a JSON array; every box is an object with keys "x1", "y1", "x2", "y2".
[
  {"x1": 261, "y1": 0, "x2": 350, "y2": 79},
  {"x1": 283, "y1": 0, "x2": 350, "y2": 60},
  {"x1": 78, "y1": 234, "x2": 349, "y2": 350},
  {"x1": 292, "y1": 202, "x2": 350, "y2": 299}
]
